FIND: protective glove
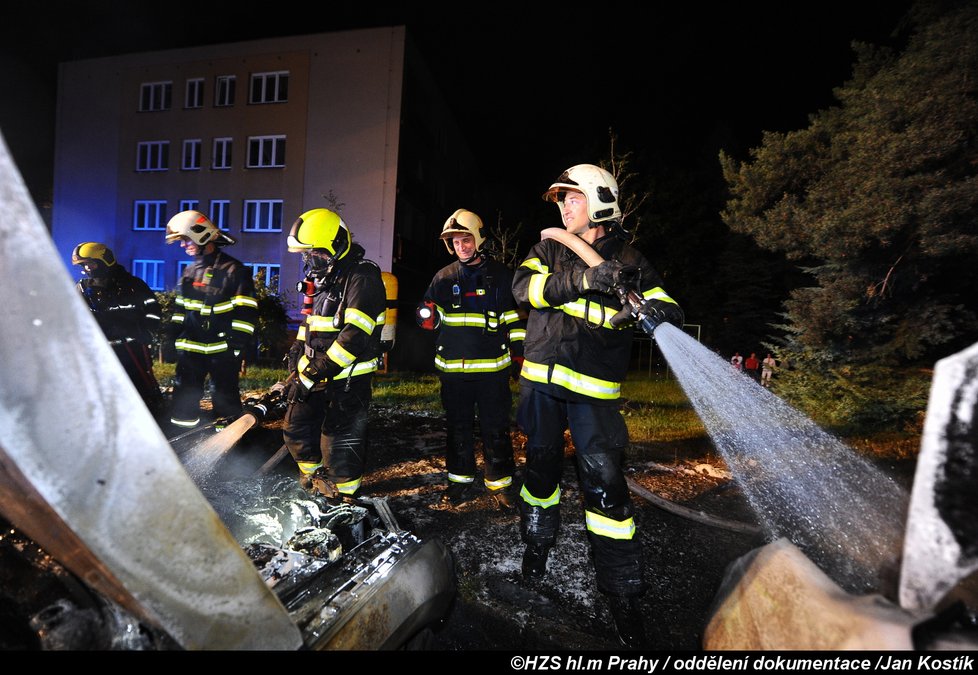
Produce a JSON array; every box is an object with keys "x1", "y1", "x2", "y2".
[
  {"x1": 285, "y1": 378, "x2": 311, "y2": 405},
  {"x1": 286, "y1": 341, "x2": 303, "y2": 373},
  {"x1": 582, "y1": 261, "x2": 638, "y2": 294},
  {"x1": 640, "y1": 298, "x2": 684, "y2": 329}
]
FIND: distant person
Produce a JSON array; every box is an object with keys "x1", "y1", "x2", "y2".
[
  {"x1": 418, "y1": 208, "x2": 525, "y2": 510},
  {"x1": 761, "y1": 353, "x2": 776, "y2": 387},
  {"x1": 280, "y1": 208, "x2": 385, "y2": 498},
  {"x1": 744, "y1": 352, "x2": 760, "y2": 382},
  {"x1": 730, "y1": 352, "x2": 743, "y2": 372},
  {"x1": 512, "y1": 164, "x2": 683, "y2": 648},
  {"x1": 72, "y1": 242, "x2": 165, "y2": 421},
  {"x1": 164, "y1": 211, "x2": 257, "y2": 432}
]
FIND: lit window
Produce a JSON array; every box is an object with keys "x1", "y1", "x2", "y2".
[
  {"x1": 246, "y1": 263, "x2": 281, "y2": 291},
  {"x1": 136, "y1": 141, "x2": 169, "y2": 172},
  {"x1": 247, "y1": 135, "x2": 286, "y2": 168},
  {"x1": 177, "y1": 260, "x2": 192, "y2": 278},
  {"x1": 185, "y1": 78, "x2": 204, "y2": 109},
  {"x1": 132, "y1": 259, "x2": 165, "y2": 291},
  {"x1": 215, "y1": 75, "x2": 236, "y2": 107},
  {"x1": 133, "y1": 200, "x2": 167, "y2": 230},
  {"x1": 182, "y1": 139, "x2": 201, "y2": 170},
  {"x1": 139, "y1": 81, "x2": 172, "y2": 112},
  {"x1": 243, "y1": 199, "x2": 283, "y2": 232},
  {"x1": 180, "y1": 199, "x2": 199, "y2": 212},
  {"x1": 212, "y1": 137, "x2": 232, "y2": 170},
  {"x1": 249, "y1": 71, "x2": 289, "y2": 104},
  {"x1": 209, "y1": 200, "x2": 231, "y2": 231}
]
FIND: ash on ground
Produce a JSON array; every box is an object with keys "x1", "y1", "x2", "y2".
[{"x1": 237, "y1": 402, "x2": 773, "y2": 650}]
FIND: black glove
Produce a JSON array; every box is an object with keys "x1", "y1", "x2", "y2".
[
  {"x1": 583, "y1": 261, "x2": 638, "y2": 294},
  {"x1": 285, "y1": 378, "x2": 311, "y2": 405},
  {"x1": 286, "y1": 341, "x2": 303, "y2": 373},
  {"x1": 641, "y1": 298, "x2": 684, "y2": 329}
]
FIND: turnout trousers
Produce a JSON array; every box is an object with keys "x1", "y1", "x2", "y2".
[
  {"x1": 283, "y1": 375, "x2": 372, "y2": 495},
  {"x1": 517, "y1": 385, "x2": 644, "y2": 597},
  {"x1": 170, "y1": 351, "x2": 242, "y2": 427},
  {"x1": 440, "y1": 370, "x2": 515, "y2": 488}
]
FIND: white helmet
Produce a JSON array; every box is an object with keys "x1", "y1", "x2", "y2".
[
  {"x1": 542, "y1": 164, "x2": 621, "y2": 223},
  {"x1": 439, "y1": 208, "x2": 485, "y2": 256},
  {"x1": 165, "y1": 210, "x2": 235, "y2": 246}
]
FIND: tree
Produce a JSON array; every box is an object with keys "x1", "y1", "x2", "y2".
[{"x1": 720, "y1": 1, "x2": 978, "y2": 369}]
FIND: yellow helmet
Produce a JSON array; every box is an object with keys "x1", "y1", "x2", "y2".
[
  {"x1": 71, "y1": 242, "x2": 116, "y2": 276},
  {"x1": 165, "y1": 210, "x2": 235, "y2": 246},
  {"x1": 439, "y1": 209, "x2": 485, "y2": 256},
  {"x1": 287, "y1": 208, "x2": 351, "y2": 260},
  {"x1": 542, "y1": 164, "x2": 621, "y2": 223}
]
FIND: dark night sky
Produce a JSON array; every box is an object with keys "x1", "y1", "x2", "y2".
[{"x1": 0, "y1": 1, "x2": 914, "y2": 221}]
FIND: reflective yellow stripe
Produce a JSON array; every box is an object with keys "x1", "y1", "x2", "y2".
[
  {"x1": 521, "y1": 257, "x2": 548, "y2": 274},
  {"x1": 333, "y1": 358, "x2": 380, "y2": 380},
  {"x1": 435, "y1": 353, "x2": 511, "y2": 374},
  {"x1": 585, "y1": 510, "x2": 636, "y2": 540},
  {"x1": 376, "y1": 311, "x2": 386, "y2": 326},
  {"x1": 231, "y1": 319, "x2": 255, "y2": 334},
  {"x1": 644, "y1": 286, "x2": 678, "y2": 304},
  {"x1": 528, "y1": 273, "x2": 551, "y2": 308},
  {"x1": 170, "y1": 416, "x2": 200, "y2": 428},
  {"x1": 298, "y1": 461, "x2": 322, "y2": 475},
  {"x1": 560, "y1": 299, "x2": 620, "y2": 329},
  {"x1": 297, "y1": 326, "x2": 307, "y2": 341},
  {"x1": 509, "y1": 328, "x2": 526, "y2": 342},
  {"x1": 485, "y1": 476, "x2": 512, "y2": 490},
  {"x1": 308, "y1": 315, "x2": 339, "y2": 332},
  {"x1": 210, "y1": 300, "x2": 234, "y2": 314},
  {"x1": 520, "y1": 485, "x2": 560, "y2": 508},
  {"x1": 172, "y1": 314, "x2": 185, "y2": 324},
  {"x1": 449, "y1": 473, "x2": 475, "y2": 484},
  {"x1": 441, "y1": 313, "x2": 496, "y2": 327},
  {"x1": 327, "y1": 341, "x2": 356, "y2": 368},
  {"x1": 345, "y1": 307, "x2": 376, "y2": 334},
  {"x1": 521, "y1": 360, "x2": 620, "y2": 400},
  {"x1": 501, "y1": 310, "x2": 521, "y2": 324},
  {"x1": 233, "y1": 295, "x2": 259, "y2": 308},
  {"x1": 336, "y1": 477, "x2": 361, "y2": 494},
  {"x1": 175, "y1": 339, "x2": 228, "y2": 354}
]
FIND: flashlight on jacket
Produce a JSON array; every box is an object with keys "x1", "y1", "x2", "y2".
[
  {"x1": 296, "y1": 279, "x2": 316, "y2": 316},
  {"x1": 416, "y1": 301, "x2": 439, "y2": 330}
]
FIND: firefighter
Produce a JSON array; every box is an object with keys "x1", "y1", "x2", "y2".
[
  {"x1": 281, "y1": 208, "x2": 386, "y2": 498},
  {"x1": 164, "y1": 211, "x2": 258, "y2": 430},
  {"x1": 512, "y1": 164, "x2": 683, "y2": 648},
  {"x1": 72, "y1": 242, "x2": 165, "y2": 421},
  {"x1": 417, "y1": 209, "x2": 525, "y2": 509}
]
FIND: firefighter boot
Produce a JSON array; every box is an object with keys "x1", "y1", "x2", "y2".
[
  {"x1": 521, "y1": 543, "x2": 551, "y2": 580},
  {"x1": 490, "y1": 483, "x2": 517, "y2": 511},
  {"x1": 608, "y1": 595, "x2": 647, "y2": 649},
  {"x1": 441, "y1": 481, "x2": 477, "y2": 507}
]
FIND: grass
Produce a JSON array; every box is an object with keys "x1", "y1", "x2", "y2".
[{"x1": 153, "y1": 364, "x2": 920, "y2": 460}]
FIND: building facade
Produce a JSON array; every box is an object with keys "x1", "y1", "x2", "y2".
[{"x1": 52, "y1": 27, "x2": 484, "y2": 370}]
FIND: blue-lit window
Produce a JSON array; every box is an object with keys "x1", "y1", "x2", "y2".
[
  {"x1": 209, "y1": 200, "x2": 231, "y2": 231},
  {"x1": 247, "y1": 135, "x2": 286, "y2": 168},
  {"x1": 215, "y1": 75, "x2": 236, "y2": 107},
  {"x1": 133, "y1": 201, "x2": 167, "y2": 230},
  {"x1": 249, "y1": 71, "x2": 288, "y2": 104},
  {"x1": 247, "y1": 263, "x2": 281, "y2": 291},
  {"x1": 136, "y1": 141, "x2": 169, "y2": 172},
  {"x1": 180, "y1": 199, "x2": 199, "y2": 212},
  {"x1": 132, "y1": 259, "x2": 165, "y2": 290},
  {"x1": 139, "y1": 81, "x2": 172, "y2": 112},
  {"x1": 243, "y1": 199, "x2": 283, "y2": 232},
  {"x1": 177, "y1": 260, "x2": 192, "y2": 279},
  {"x1": 182, "y1": 139, "x2": 201, "y2": 170},
  {"x1": 212, "y1": 137, "x2": 232, "y2": 169},
  {"x1": 185, "y1": 78, "x2": 204, "y2": 109}
]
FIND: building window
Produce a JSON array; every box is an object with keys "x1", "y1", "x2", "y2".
[
  {"x1": 243, "y1": 199, "x2": 283, "y2": 232},
  {"x1": 212, "y1": 137, "x2": 232, "y2": 169},
  {"x1": 133, "y1": 200, "x2": 167, "y2": 230},
  {"x1": 185, "y1": 78, "x2": 204, "y2": 109},
  {"x1": 215, "y1": 75, "x2": 236, "y2": 107},
  {"x1": 177, "y1": 260, "x2": 192, "y2": 279},
  {"x1": 209, "y1": 200, "x2": 231, "y2": 231},
  {"x1": 136, "y1": 141, "x2": 169, "y2": 172},
  {"x1": 139, "y1": 81, "x2": 172, "y2": 112},
  {"x1": 182, "y1": 139, "x2": 201, "y2": 170},
  {"x1": 247, "y1": 135, "x2": 286, "y2": 168},
  {"x1": 180, "y1": 199, "x2": 199, "y2": 212},
  {"x1": 249, "y1": 71, "x2": 289, "y2": 104},
  {"x1": 132, "y1": 259, "x2": 165, "y2": 291},
  {"x1": 246, "y1": 263, "x2": 281, "y2": 291}
]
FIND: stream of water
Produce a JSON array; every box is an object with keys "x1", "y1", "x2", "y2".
[{"x1": 653, "y1": 323, "x2": 909, "y2": 595}]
